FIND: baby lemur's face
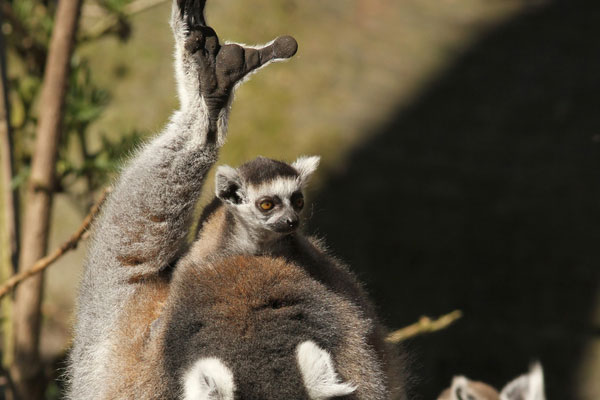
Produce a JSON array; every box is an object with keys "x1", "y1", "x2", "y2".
[{"x1": 215, "y1": 156, "x2": 320, "y2": 236}]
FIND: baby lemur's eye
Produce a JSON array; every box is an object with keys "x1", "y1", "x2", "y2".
[
  {"x1": 294, "y1": 197, "x2": 304, "y2": 209},
  {"x1": 291, "y1": 192, "x2": 304, "y2": 210},
  {"x1": 259, "y1": 200, "x2": 274, "y2": 211}
]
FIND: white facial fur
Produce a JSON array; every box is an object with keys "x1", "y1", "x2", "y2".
[
  {"x1": 214, "y1": 157, "x2": 320, "y2": 247},
  {"x1": 500, "y1": 363, "x2": 545, "y2": 400},
  {"x1": 183, "y1": 358, "x2": 235, "y2": 400},
  {"x1": 296, "y1": 340, "x2": 356, "y2": 399},
  {"x1": 247, "y1": 177, "x2": 302, "y2": 205},
  {"x1": 239, "y1": 177, "x2": 302, "y2": 231}
]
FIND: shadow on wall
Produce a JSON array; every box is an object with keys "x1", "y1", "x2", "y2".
[{"x1": 310, "y1": 1, "x2": 600, "y2": 399}]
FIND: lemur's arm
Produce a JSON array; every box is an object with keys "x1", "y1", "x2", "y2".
[{"x1": 87, "y1": 0, "x2": 297, "y2": 279}]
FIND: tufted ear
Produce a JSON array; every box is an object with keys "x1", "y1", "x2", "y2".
[
  {"x1": 292, "y1": 156, "x2": 320, "y2": 185},
  {"x1": 183, "y1": 358, "x2": 235, "y2": 400},
  {"x1": 500, "y1": 363, "x2": 545, "y2": 400},
  {"x1": 215, "y1": 165, "x2": 246, "y2": 205},
  {"x1": 296, "y1": 340, "x2": 356, "y2": 399}
]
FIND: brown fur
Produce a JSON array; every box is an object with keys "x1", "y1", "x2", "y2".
[
  {"x1": 101, "y1": 255, "x2": 387, "y2": 399},
  {"x1": 105, "y1": 277, "x2": 170, "y2": 399}
]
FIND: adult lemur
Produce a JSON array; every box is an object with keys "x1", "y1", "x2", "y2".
[{"x1": 68, "y1": 1, "x2": 405, "y2": 399}]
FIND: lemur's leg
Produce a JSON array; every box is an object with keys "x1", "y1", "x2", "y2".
[
  {"x1": 72, "y1": 0, "x2": 296, "y2": 365},
  {"x1": 171, "y1": 0, "x2": 298, "y2": 143},
  {"x1": 84, "y1": 0, "x2": 297, "y2": 282}
]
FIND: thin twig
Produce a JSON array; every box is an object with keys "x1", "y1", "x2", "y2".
[
  {"x1": 0, "y1": 188, "x2": 110, "y2": 299},
  {"x1": 386, "y1": 310, "x2": 463, "y2": 343}
]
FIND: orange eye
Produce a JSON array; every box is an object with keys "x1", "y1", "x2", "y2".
[
  {"x1": 260, "y1": 200, "x2": 274, "y2": 210},
  {"x1": 294, "y1": 197, "x2": 304, "y2": 209}
]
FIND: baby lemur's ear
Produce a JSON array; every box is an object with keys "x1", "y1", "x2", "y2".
[
  {"x1": 292, "y1": 156, "x2": 321, "y2": 185},
  {"x1": 215, "y1": 165, "x2": 246, "y2": 205}
]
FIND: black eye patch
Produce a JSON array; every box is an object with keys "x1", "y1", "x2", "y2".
[{"x1": 290, "y1": 192, "x2": 304, "y2": 209}]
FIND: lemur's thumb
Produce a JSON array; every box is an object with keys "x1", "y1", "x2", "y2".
[{"x1": 243, "y1": 36, "x2": 298, "y2": 75}]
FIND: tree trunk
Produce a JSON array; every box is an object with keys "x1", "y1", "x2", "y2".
[
  {"x1": 0, "y1": 4, "x2": 19, "y2": 371},
  {"x1": 10, "y1": 2, "x2": 83, "y2": 399},
  {"x1": 0, "y1": 6, "x2": 19, "y2": 278}
]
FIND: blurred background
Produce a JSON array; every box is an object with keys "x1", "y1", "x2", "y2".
[{"x1": 1, "y1": 0, "x2": 599, "y2": 398}]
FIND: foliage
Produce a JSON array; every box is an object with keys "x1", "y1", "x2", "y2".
[{"x1": 4, "y1": 0, "x2": 142, "y2": 204}]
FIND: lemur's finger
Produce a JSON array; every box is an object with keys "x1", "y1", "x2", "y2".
[
  {"x1": 214, "y1": 36, "x2": 298, "y2": 88},
  {"x1": 244, "y1": 36, "x2": 298, "y2": 73},
  {"x1": 178, "y1": 0, "x2": 207, "y2": 28}
]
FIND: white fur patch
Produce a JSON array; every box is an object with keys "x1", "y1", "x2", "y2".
[
  {"x1": 500, "y1": 362, "x2": 545, "y2": 400},
  {"x1": 183, "y1": 358, "x2": 235, "y2": 400},
  {"x1": 247, "y1": 177, "x2": 302, "y2": 201},
  {"x1": 292, "y1": 156, "x2": 320, "y2": 185},
  {"x1": 449, "y1": 376, "x2": 471, "y2": 399},
  {"x1": 296, "y1": 340, "x2": 356, "y2": 399}
]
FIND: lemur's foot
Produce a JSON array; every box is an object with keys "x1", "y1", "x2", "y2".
[{"x1": 172, "y1": 0, "x2": 298, "y2": 132}]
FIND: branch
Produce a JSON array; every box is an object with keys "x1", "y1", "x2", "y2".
[
  {"x1": 79, "y1": 0, "x2": 170, "y2": 42},
  {"x1": 0, "y1": 188, "x2": 109, "y2": 300},
  {"x1": 385, "y1": 310, "x2": 463, "y2": 343}
]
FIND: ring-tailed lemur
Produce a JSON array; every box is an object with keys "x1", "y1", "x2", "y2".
[
  {"x1": 183, "y1": 156, "x2": 406, "y2": 396},
  {"x1": 437, "y1": 362, "x2": 546, "y2": 400},
  {"x1": 67, "y1": 1, "x2": 402, "y2": 399}
]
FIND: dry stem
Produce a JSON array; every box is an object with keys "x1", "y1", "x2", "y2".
[{"x1": 386, "y1": 310, "x2": 463, "y2": 343}]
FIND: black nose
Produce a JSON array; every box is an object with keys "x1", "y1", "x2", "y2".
[{"x1": 286, "y1": 218, "x2": 299, "y2": 229}]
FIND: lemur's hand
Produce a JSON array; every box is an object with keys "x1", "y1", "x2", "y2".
[{"x1": 172, "y1": 0, "x2": 298, "y2": 133}]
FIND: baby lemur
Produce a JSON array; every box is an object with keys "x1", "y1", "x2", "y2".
[
  {"x1": 68, "y1": 1, "x2": 405, "y2": 399},
  {"x1": 187, "y1": 156, "x2": 375, "y2": 317},
  {"x1": 184, "y1": 155, "x2": 402, "y2": 390}
]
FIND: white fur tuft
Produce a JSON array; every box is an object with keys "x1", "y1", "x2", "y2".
[
  {"x1": 292, "y1": 156, "x2": 321, "y2": 185},
  {"x1": 247, "y1": 177, "x2": 301, "y2": 201},
  {"x1": 449, "y1": 376, "x2": 471, "y2": 400},
  {"x1": 183, "y1": 358, "x2": 235, "y2": 400},
  {"x1": 500, "y1": 362, "x2": 546, "y2": 400},
  {"x1": 296, "y1": 340, "x2": 356, "y2": 399}
]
